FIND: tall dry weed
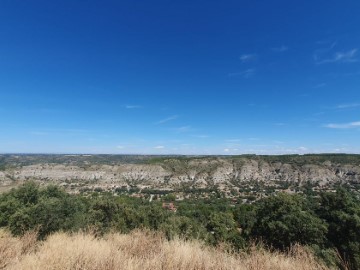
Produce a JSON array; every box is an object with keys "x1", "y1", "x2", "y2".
[
  {"x1": 0, "y1": 229, "x2": 330, "y2": 270},
  {"x1": 0, "y1": 229, "x2": 38, "y2": 269},
  {"x1": 0, "y1": 230, "x2": 21, "y2": 269},
  {"x1": 239, "y1": 243, "x2": 329, "y2": 270}
]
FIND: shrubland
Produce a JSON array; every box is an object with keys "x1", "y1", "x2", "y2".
[{"x1": 1, "y1": 182, "x2": 359, "y2": 269}]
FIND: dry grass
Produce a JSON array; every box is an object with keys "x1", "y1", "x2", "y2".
[
  {"x1": 0, "y1": 229, "x2": 329, "y2": 270},
  {"x1": 0, "y1": 229, "x2": 37, "y2": 269}
]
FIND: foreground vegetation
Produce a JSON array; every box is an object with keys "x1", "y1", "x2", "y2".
[
  {"x1": 1, "y1": 182, "x2": 360, "y2": 269},
  {"x1": 0, "y1": 229, "x2": 328, "y2": 270}
]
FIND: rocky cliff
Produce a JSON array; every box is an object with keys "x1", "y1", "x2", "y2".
[{"x1": 1, "y1": 155, "x2": 359, "y2": 191}]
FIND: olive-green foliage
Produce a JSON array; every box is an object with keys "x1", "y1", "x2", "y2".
[
  {"x1": 0, "y1": 183, "x2": 245, "y2": 247},
  {"x1": 251, "y1": 193, "x2": 328, "y2": 250},
  {"x1": 88, "y1": 197, "x2": 147, "y2": 233},
  {"x1": 162, "y1": 194, "x2": 176, "y2": 202},
  {"x1": 205, "y1": 211, "x2": 246, "y2": 248},
  {"x1": 2, "y1": 182, "x2": 360, "y2": 269},
  {"x1": 0, "y1": 183, "x2": 87, "y2": 238},
  {"x1": 317, "y1": 188, "x2": 360, "y2": 269},
  {"x1": 160, "y1": 216, "x2": 207, "y2": 241},
  {"x1": 233, "y1": 204, "x2": 257, "y2": 237}
]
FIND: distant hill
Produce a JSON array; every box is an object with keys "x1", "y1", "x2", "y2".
[{"x1": 1, "y1": 154, "x2": 359, "y2": 194}]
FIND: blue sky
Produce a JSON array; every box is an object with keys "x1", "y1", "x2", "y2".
[{"x1": 1, "y1": 0, "x2": 360, "y2": 154}]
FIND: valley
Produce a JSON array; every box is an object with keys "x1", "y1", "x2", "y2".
[{"x1": 1, "y1": 154, "x2": 359, "y2": 201}]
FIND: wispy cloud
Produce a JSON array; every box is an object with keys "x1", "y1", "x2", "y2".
[
  {"x1": 154, "y1": 145, "x2": 165, "y2": 149},
  {"x1": 228, "y1": 69, "x2": 256, "y2": 78},
  {"x1": 324, "y1": 121, "x2": 360, "y2": 129},
  {"x1": 125, "y1": 105, "x2": 142, "y2": 109},
  {"x1": 314, "y1": 46, "x2": 358, "y2": 64},
  {"x1": 324, "y1": 49, "x2": 357, "y2": 63},
  {"x1": 336, "y1": 103, "x2": 360, "y2": 109},
  {"x1": 156, "y1": 115, "x2": 178, "y2": 124},
  {"x1": 240, "y1": 54, "x2": 257, "y2": 63},
  {"x1": 272, "y1": 45, "x2": 288, "y2": 52}
]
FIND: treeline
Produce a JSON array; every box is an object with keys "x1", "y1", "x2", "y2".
[
  {"x1": 2, "y1": 154, "x2": 360, "y2": 171},
  {"x1": 0, "y1": 183, "x2": 359, "y2": 269},
  {"x1": 229, "y1": 153, "x2": 360, "y2": 166},
  {"x1": 0, "y1": 154, "x2": 155, "y2": 169}
]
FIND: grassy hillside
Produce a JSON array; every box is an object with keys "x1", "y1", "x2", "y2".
[{"x1": 0, "y1": 229, "x2": 329, "y2": 270}]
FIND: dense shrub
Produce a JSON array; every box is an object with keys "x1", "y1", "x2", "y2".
[
  {"x1": 1, "y1": 182, "x2": 360, "y2": 268},
  {"x1": 251, "y1": 193, "x2": 328, "y2": 250}
]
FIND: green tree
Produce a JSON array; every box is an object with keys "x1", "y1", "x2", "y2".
[
  {"x1": 160, "y1": 216, "x2": 207, "y2": 240},
  {"x1": 206, "y1": 212, "x2": 238, "y2": 245},
  {"x1": 252, "y1": 193, "x2": 328, "y2": 250},
  {"x1": 12, "y1": 181, "x2": 40, "y2": 206},
  {"x1": 233, "y1": 204, "x2": 256, "y2": 237},
  {"x1": 318, "y1": 189, "x2": 360, "y2": 269},
  {"x1": 0, "y1": 195, "x2": 22, "y2": 227}
]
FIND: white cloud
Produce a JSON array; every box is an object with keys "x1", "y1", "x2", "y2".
[
  {"x1": 156, "y1": 115, "x2": 178, "y2": 124},
  {"x1": 154, "y1": 145, "x2": 165, "y2": 149},
  {"x1": 324, "y1": 121, "x2": 360, "y2": 129},
  {"x1": 116, "y1": 145, "x2": 125, "y2": 149},
  {"x1": 240, "y1": 54, "x2": 257, "y2": 62},
  {"x1": 332, "y1": 49, "x2": 358, "y2": 62},
  {"x1": 315, "y1": 48, "x2": 358, "y2": 64}
]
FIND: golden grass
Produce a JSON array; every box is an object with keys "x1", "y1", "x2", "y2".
[{"x1": 0, "y1": 229, "x2": 329, "y2": 270}]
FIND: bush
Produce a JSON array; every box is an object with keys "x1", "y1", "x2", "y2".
[{"x1": 251, "y1": 193, "x2": 328, "y2": 250}]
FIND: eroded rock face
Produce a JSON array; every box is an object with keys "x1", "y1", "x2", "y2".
[
  {"x1": 4, "y1": 164, "x2": 170, "y2": 186},
  {"x1": 1, "y1": 157, "x2": 360, "y2": 189}
]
